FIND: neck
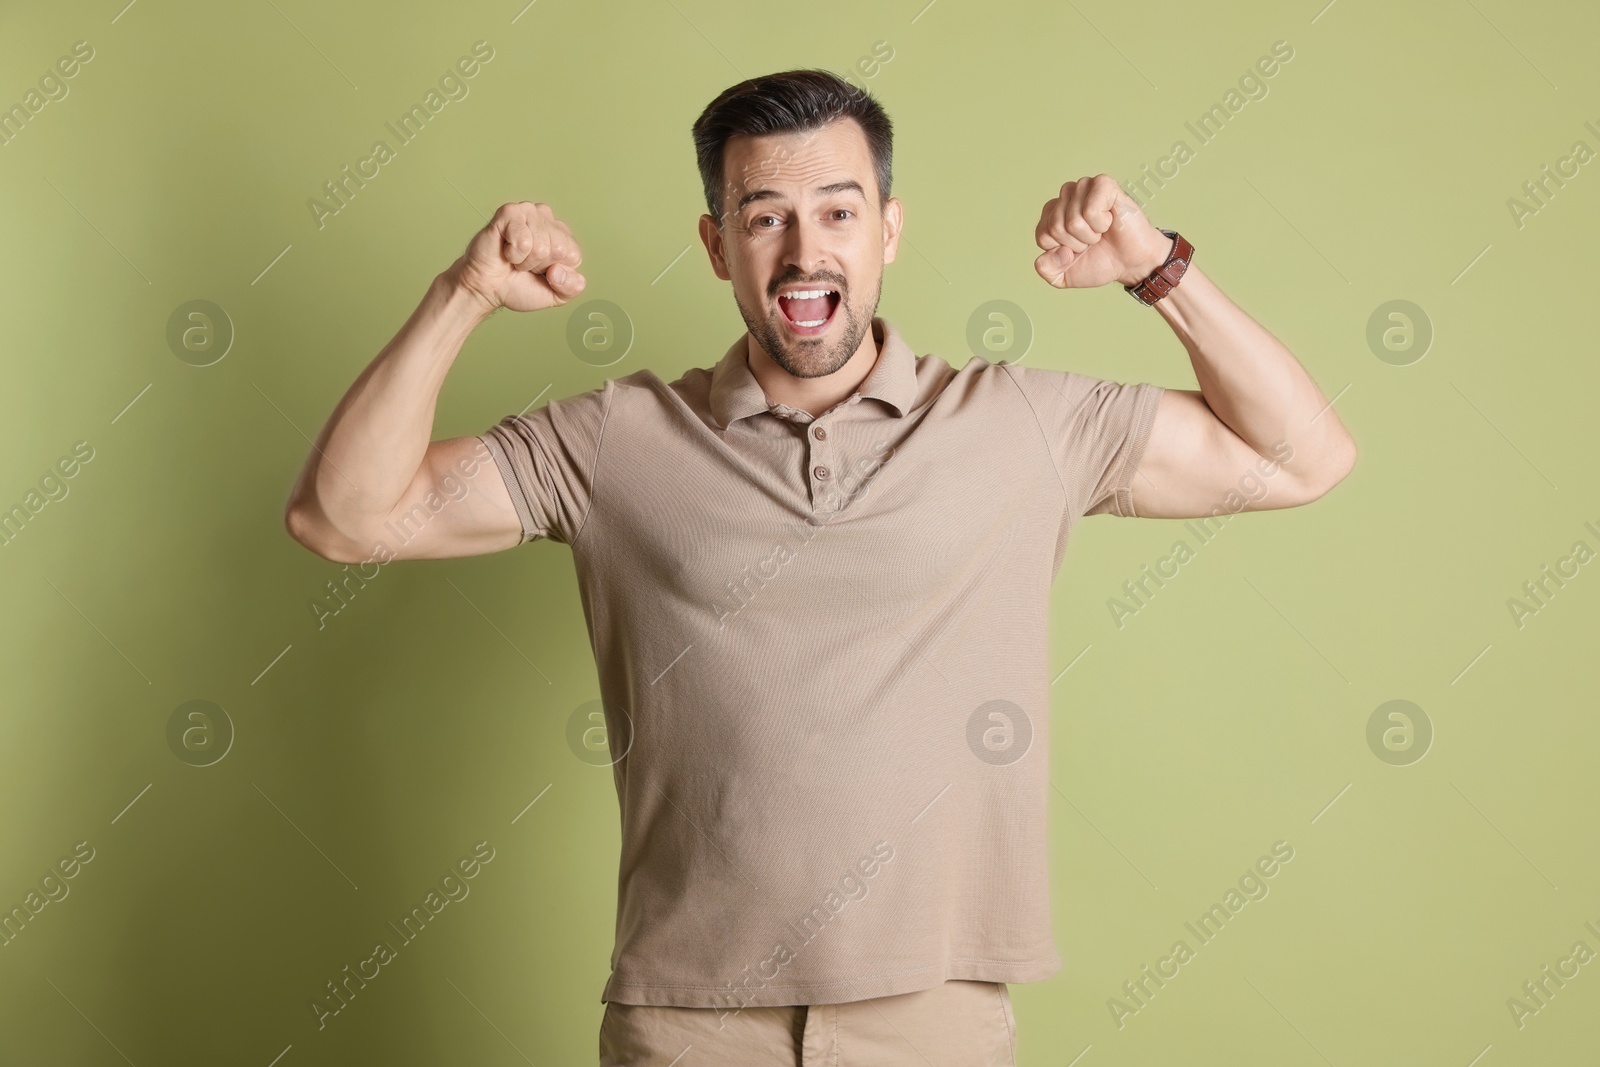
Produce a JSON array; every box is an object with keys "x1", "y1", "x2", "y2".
[{"x1": 747, "y1": 319, "x2": 883, "y2": 419}]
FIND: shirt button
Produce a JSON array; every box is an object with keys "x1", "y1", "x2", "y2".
[
  {"x1": 814, "y1": 465, "x2": 830, "y2": 480},
  {"x1": 813, "y1": 425, "x2": 827, "y2": 440}
]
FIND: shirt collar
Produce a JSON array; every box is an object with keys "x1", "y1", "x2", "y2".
[{"x1": 709, "y1": 316, "x2": 918, "y2": 429}]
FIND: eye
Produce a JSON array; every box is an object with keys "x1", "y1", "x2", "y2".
[
  {"x1": 753, "y1": 215, "x2": 780, "y2": 228},
  {"x1": 830, "y1": 209, "x2": 853, "y2": 220}
]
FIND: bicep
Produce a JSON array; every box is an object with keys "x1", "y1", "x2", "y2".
[
  {"x1": 1130, "y1": 389, "x2": 1316, "y2": 519},
  {"x1": 378, "y1": 435, "x2": 524, "y2": 560}
]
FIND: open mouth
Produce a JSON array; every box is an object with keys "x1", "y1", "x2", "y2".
[{"x1": 777, "y1": 287, "x2": 841, "y2": 334}]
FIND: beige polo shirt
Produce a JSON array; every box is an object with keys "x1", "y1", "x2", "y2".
[{"x1": 479, "y1": 316, "x2": 1164, "y2": 1010}]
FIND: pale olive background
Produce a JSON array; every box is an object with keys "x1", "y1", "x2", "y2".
[{"x1": 2, "y1": 0, "x2": 1598, "y2": 1064}]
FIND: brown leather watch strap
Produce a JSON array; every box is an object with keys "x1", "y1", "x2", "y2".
[{"x1": 1125, "y1": 230, "x2": 1193, "y2": 306}]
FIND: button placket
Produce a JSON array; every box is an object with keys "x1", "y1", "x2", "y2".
[{"x1": 808, "y1": 418, "x2": 838, "y2": 519}]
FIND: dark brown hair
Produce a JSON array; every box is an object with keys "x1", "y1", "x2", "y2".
[{"x1": 691, "y1": 68, "x2": 893, "y2": 224}]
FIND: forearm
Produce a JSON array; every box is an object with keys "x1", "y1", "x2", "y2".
[
  {"x1": 1150, "y1": 262, "x2": 1354, "y2": 482},
  {"x1": 285, "y1": 261, "x2": 493, "y2": 545}
]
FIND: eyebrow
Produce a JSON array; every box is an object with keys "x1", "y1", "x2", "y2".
[{"x1": 734, "y1": 179, "x2": 867, "y2": 213}]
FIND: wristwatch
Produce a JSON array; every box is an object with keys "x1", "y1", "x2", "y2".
[{"x1": 1124, "y1": 229, "x2": 1193, "y2": 306}]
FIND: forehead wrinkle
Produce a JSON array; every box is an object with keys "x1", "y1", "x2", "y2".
[{"x1": 729, "y1": 144, "x2": 870, "y2": 210}]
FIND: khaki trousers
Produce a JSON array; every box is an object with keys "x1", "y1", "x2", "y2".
[{"x1": 599, "y1": 979, "x2": 1017, "y2": 1066}]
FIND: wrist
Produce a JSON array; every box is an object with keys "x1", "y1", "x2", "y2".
[
  {"x1": 1118, "y1": 231, "x2": 1177, "y2": 288},
  {"x1": 440, "y1": 257, "x2": 499, "y2": 322},
  {"x1": 1122, "y1": 230, "x2": 1194, "y2": 307}
]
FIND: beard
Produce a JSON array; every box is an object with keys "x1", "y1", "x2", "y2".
[{"x1": 734, "y1": 271, "x2": 881, "y2": 379}]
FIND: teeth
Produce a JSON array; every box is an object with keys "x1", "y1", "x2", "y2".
[{"x1": 779, "y1": 287, "x2": 836, "y2": 327}]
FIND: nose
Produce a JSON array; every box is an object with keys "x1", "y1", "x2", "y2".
[{"x1": 781, "y1": 214, "x2": 834, "y2": 282}]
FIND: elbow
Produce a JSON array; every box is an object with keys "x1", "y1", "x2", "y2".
[
  {"x1": 284, "y1": 500, "x2": 368, "y2": 564},
  {"x1": 1330, "y1": 434, "x2": 1358, "y2": 486},
  {"x1": 283, "y1": 501, "x2": 330, "y2": 559},
  {"x1": 283, "y1": 501, "x2": 317, "y2": 553},
  {"x1": 1306, "y1": 436, "x2": 1357, "y2": 501}
]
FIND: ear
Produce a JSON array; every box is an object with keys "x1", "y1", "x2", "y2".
[
  {"x1": 881, "y1": 196, "x2": 903, "y2": 266},
  {"x1": 699, "y1": 214, "x2": 731, "y2": 281}
]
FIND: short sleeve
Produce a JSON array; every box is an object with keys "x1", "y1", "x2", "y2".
[
  {"x1": 478, "y1": 380, "x2": 613, "y2": 545},
  {"x1": 1004, "y1": 364, "x2": 1164, "y2": 519}
]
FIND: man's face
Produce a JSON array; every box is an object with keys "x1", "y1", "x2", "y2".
[{"x1": 699, "y1": 118, "x2": 902, "y2": 379}]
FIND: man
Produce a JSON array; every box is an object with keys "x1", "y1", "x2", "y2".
[{"x1": 285, "y1": 69, "x2": 1355, "y2": 1066}]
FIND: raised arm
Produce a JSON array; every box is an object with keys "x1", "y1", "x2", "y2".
[
  {"x1": 1034, "y1": 174, "x2": 1356, "y2": 520},
  {"x1": 283, "y1": 202, "x2": 587, "y2": 563}
]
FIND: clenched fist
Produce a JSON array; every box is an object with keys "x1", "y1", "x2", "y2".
[
  {"x1": 452, "y1": 201, "x2": 586, "y2": 313},
  {"x1": 1034, "y1": 174, "x2": 1172, "y2": 290}
]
